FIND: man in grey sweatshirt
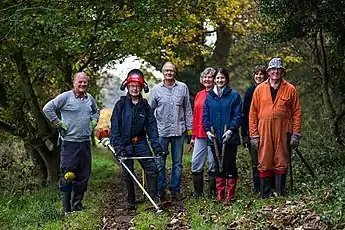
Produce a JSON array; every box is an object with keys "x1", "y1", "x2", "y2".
[{"x1": 43, "y1": 72, "x2": 99, "y2": 214}]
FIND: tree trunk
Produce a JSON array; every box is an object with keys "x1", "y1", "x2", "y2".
[
  {"x1": 24, "y1": 143, "x2": 48, "y2": 184},
  {"x1": 62, "y1": 60, "x2": 73, "y2": 92},
  {"x1": 194, "y1": 21, "x2": 205, "y2": 74},
  {"x1": 12, "y1": 49, "x2": 51, "y2": 138},
  {"x1": 0, "y1": 71, "x2": 8, "y2": 108},
  {"x1": 27, "y1": 136, "x2": 60, "y2": 184},
  {"x1": 11, "y1": 49, "x2": 61, "y2": 183},
  {"x1": 318, "y1": 30, "x2": 345, "y2": 146},
  {"x1": 1, "y1": 119, "x2": 60, "y2": 183},
  {"x1": 319, "y1": 30, "x2": 336, "y2": 117},
  {"x1": 212, "y1": 23, "x2": 232, "y2": 67}
]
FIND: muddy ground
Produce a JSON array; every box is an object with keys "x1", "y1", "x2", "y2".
[{"x1": 101, "y1": 169, "x2": 191, "y2": 230}]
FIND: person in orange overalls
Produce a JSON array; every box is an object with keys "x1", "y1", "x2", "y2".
[{"x1": 249, "y1": 58, "x2": 302, "y2": 198}]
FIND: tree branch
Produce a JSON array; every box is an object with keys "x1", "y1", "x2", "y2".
[{"x1": 0, "y1": 120, "x2": 16, "y2": 134}]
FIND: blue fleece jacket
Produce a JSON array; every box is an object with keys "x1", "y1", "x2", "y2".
[
  {"x1": 203, "y1": 86, "x2": 243, "y2": 145},
  {"x1": 110, "y1": 94, "x2": 162, "y2": 155}
]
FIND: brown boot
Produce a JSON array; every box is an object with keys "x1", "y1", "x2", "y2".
[
  {"x1": 226, "y1": 179, "x2": 237, "y2": 203},
  {"x1": 216, "y1": 177, "x2": 226, "y2": 201}
]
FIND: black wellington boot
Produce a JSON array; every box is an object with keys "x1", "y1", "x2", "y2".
[
  {"x1": 208, "y1": 172, "x2": 216, "y2": 198},
  {"x1": 126, "y1": 179, "x2": 136, "y2": 210},
  {"x1": 62, "y1": 192, "x2": 72, "y2": 215},
  {"x1": 192, "y1": 172, "x2": 204, "y2": 197},
  {"x1": 270, "y1": 173, "x2": 276, "y2": 191},
  {"x1": 260, "y1": 177, "x2": 271, "y2": 199},
  {"x1": 71, "y1": 191, "x2": 84, "y2": 212},
  {"x1": 274, "y1": 174, "x2": 287, "y2": 196},
  {"x1": 146, "y1": 175, "x2": 158, "y2": 201}
]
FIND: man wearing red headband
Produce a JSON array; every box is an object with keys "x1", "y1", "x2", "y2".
[{"x1": 110, "y1": 69, "x2": 164, "y2": 210}]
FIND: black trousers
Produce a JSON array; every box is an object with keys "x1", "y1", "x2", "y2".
[{"x1": 210, "y1": 143, "x2": 238, "y2": 179}]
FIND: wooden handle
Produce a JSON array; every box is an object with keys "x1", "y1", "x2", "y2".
[{"x1": 210, "y1": 126, "x2": 220, "y2": 156}]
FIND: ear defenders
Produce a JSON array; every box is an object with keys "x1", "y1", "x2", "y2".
[{"x1": 120, "y1": 69, "x2": 149, "y2": 93}]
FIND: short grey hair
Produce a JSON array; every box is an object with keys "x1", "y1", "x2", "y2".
[{"x1": 200, "y1": 67, "x2": 216, "y2": 79}]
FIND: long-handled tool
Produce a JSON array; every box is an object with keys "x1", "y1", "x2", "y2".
[
  {"x1": 220, "y1": 125, "x2": 228, "y2": 172},
  {"x1": 288, "y1": 140, "x2": 293, "y2": 194},
  {"x1": 287, "y1": 133, "x2": 316, "y2": 194},
  {"x1": 120, "y1": 156, "x2": 162, "y2": 160},
  {"x1": 210, "y1": 126, "x2": 222, "y2": 172},
  {"x1": 295, "y1": 148, "x2": 315, "y2": 177},
  {"x1": 100, "y1": 138, "x2": 163, "y2": 214}
]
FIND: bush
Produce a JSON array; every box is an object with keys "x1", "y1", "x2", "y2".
[{"x1": 0, "y1": 135, "x2": 41, "y2": 192}]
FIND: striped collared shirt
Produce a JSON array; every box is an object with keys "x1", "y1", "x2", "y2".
[{"x1": 149, "y1": 80, "x2": 193, "y2": 137}]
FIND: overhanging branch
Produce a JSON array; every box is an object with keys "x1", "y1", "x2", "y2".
[{"x1": 0, "y1": 120, "x2": 16, "y2": 134}]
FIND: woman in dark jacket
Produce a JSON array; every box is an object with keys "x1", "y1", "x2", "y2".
[
  {"x1": 110, "y1": 69, "x2": 164, "y2": 210},
  {"x1": 241, "y1": 65, "x2": 268, "y2": 193},
  {"x1": 202, "y1": 68, "x2": 242, "y2": 203}
]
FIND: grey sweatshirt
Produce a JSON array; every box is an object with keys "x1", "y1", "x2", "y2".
[{"x1": 43, "y1": 90, "x2": 100, "y2": 142}]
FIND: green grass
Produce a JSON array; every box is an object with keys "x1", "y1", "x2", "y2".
[
  {"x1": 0, "y1": 147, "x2": 118, "y2": 230},
  {"x1": 2, "y1": 139, "x2": 345, "y2": 229},
  {"x1": 134, "y1": 144, "x2": 345, "y2": 229}
]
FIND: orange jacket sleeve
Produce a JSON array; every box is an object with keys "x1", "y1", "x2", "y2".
[
  {"x1": 291, "y1": 89, "x2": 302, "y2": 134},
  {"x1": 249, "y1": 88, "x2": 260, "y2": 138}
]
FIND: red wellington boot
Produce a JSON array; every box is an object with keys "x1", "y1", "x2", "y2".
[
  {"x1": 216, "y1": 177, "x2": 226, "y2": 201},
  {"x1": 226, "y1": 178, "x2": 237, "y2": 202}
]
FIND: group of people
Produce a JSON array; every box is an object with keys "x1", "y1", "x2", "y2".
[{"x1": 42, "y1": 57, "x2": 302, "y2": 214}]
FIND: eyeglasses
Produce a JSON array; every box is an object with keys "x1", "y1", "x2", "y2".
[{"x1": 128, "y1": 84, "x2": 141, "y2": 89}]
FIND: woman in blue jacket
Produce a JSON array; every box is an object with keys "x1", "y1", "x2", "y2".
[{"x1": 202, "y1": 68, "x2": 242, "y2": 203}]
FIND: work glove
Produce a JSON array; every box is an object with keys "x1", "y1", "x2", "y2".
[
  {"x1": 90, "y1": 120, "x2": 98, "y2": 129},
  {"x1": 100, "y1": 137, "x2": 110, "y2": 146},
  {"x1": 190, "y1": 139, "x2": 195, "y2": 146},
  {"x1": 206, "y1": 131, "x2": 215, "y2": 141},
  {"x1": 156, "y1": 151, "x2": 167, "y2": 157},
  {"x1": 290, "y1": 139, "x2": 299, "y2": 150},
  {"x1": 186, "y1": 129, "x2": 193, "y2": 144},
  {"x1": 222, "y1": 130, "x2": 232, "y2": 143},
  {"x1": 58, "y1": 121, "x2": 68, "y2": 131},
  {"x1": 242, "y1": 136, "x2": 249, "y2": 148},
  {"x1": 290, "y1": 133, "x2": 301, "y2": 150},
  {"x1": 250, "y1": 137, "x2": 260, "y2": 151},
  {"x1": 290, "y1": 138, "x2": 300, "y2": 150},
  {"x1": 118, "y1": 150, "x2": 131, "y2": 158}
]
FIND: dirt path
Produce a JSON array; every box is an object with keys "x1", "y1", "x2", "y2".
[
  {"x1": 164, "y1": 169, "x2": 192, "y2": 230},
  {"x1": 101, "y1": 176, "x2": 136, "y2": 230},
  {"x1": 100, "y1": 167, "x2": 193, "y2": 230}
]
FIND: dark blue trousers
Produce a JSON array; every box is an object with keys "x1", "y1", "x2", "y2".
[
  {"x1": 60, "y1": 141, "x2": 91, "y2": 192},
  {"x1": 122, "y1": 140, "x2": 157, "y2": 181}
]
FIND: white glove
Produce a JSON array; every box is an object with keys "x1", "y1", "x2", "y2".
[
  {"x1": 222, "y1": 130, "x2": 233, "y2": 143},
  {"x1": 206, "y1": 131, "x2": 215, "y2": 141},
  {"x1": 101, "y1": 137, "x2": 110, "y2": 147}
]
